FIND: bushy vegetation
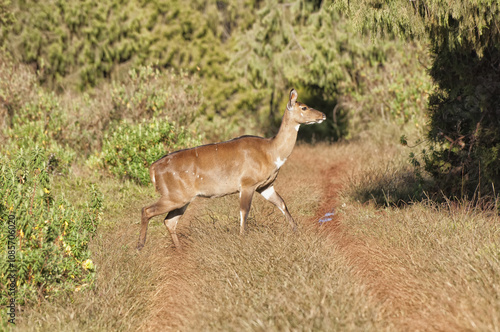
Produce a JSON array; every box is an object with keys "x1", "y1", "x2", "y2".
[
  {"x1": 334, "y1": 0, "x2": 500, "y2": 198},
  {"x1": 0, "y1": 57, "x2": 201, "y2": 322},
  {"x1": 109, "y1": 66, "x2": 202, "y2": 126},
  {"x1": 1, "y1": 58, "x2": 201, "y2": 154},
  {"x1": 1, "y1": 0, "x2": 431, "y2": 140},
  {"x1": 0, "y1": 147, "x2": 102, "y2": 307},
  {"x1": 95, "y1": 118, "x2": 201, "y2": 185}
]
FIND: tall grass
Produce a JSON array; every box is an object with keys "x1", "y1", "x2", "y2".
[
  {"x1": 183, "y1": 219, "x2": 383, "y2": 331},
  {"x1": 335, "y1": 140, "x2": 500, "y2": 331},
  {"x1": 7, "y1": 122, "x2": 499, "y2": 331},
  {"x1": 12, "y1": 145, "x2": 389, "y2": 331}
]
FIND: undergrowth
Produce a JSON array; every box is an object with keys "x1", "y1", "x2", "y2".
[
  {"x1": 93, "y1": 118, "x2": 201, "y2": 185},
  {"x1": 0, "y1": 147, "x2": 102, "y2": 311}
]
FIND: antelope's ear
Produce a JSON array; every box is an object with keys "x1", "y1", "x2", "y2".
[{"x1": 287, "y1": 89, "x2": 298, "y2": 110}]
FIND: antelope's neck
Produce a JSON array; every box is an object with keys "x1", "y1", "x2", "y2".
[{"x1": 270, "y1": 110, "x2": 298, "y2": 164}]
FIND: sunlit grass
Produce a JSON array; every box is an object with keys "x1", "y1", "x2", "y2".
[
  {"x1": 335, "y1": 140, "x2": 500, "y2": 331},
  {"x1": 12, "y1": 140, "x2": 500, "y2": 331}
]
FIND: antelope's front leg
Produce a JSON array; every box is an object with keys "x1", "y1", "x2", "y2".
[
  {"x1": 239, "y1": 187, "x2": 255, "y2": 234},
  {"x1": 258, "y1": 185, "x2": 297, "y2": 231}
]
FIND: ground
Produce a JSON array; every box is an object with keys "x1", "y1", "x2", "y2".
[{"x1": 16, "y1": 142, "x2": 500, "y2": 331}]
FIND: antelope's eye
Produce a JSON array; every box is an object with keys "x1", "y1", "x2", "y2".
[{"x1": 301, "y1": 107, "x2": 307, "y2": 110}]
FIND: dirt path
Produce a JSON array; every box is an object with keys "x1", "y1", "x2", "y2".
[
  {"x1": 312, "y1": 161, "x2": 460, "y2": 331},
  {"x1": 139, "y1": 199, "x2": 208, "y2": 331}
]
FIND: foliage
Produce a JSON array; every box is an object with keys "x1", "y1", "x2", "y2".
[
  {"x1": 425, "y1": 45, "x2": 500, "y2": 196},
  {"x1": 0, "y1": 58, "x2": 76, "y2": 168},
  {"x1": 0, "y1": 53, "x2": 37, "y2": 134},
  {"x1": 332, "y1": 0, "x2": 499, "y2": 54},
  {"x1": 1, "y1": 59, "x2": 202, "y2": 161},
  {"x1": 110, "y1": 66, "x2": 202, "y2": 126},
  {"x1": 3, "y1": 0, "x2": 241, "y2": 90},
  {"x1": 0, "y1": 147, "x2": 103, "y2": 307},
  {"x1": 2, "y1": 0, "x2": 257, "y2": 137},
  {"x1": 95, "y1": 118, "x2": 201, "y2": 185},
  {"x1": 335, "y1": 0, "x2": 500, "y2": 197},
  {"x1": 3, "y1": 89, "x2": 76, "y2": 164},
  {"x1": 0, "y1": 0, "x2": 14, "y2": 48},
  {"x1": 230, "y1": 1, "x2": 431, "y2": 139},
  {"x1": 2, "y1": 0, "x2": 431, "y2": 141}
]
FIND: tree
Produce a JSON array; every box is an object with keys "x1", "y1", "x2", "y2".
[
  {"x1": 334, "y1": 0, "x2": 500, "y2": 197},
  {"x1": 0, "y1": 0, "x2": 14, "y2": 48}
]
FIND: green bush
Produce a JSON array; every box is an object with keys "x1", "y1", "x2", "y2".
[
  {"x1": 0, "y1": 58, "x2": 76, "y2": 166},
  {"x1": 0, "y1": 54, "x2": 37, "y2": 134},
  {"x1": 2, "y1": 87, "x2": 76, "y2": 167},
  {"x1": 3, "y1": 0, "x2": 239, "y2": 91},
  {"x1": 110, "y1": 66, "x2": 202, "y2": 126},
  {"x1": 423, "y1": 46, "x2": 500, "y2": 197},
  {"x1": 95, "y1": 118, "x2": 201, "y2": 185},
  {"x1": 1, "y1": 58, "x2": 202, "y2": 158},
  {"x1": 0, "y1": 147, "x2": 103, "y2": 307}
]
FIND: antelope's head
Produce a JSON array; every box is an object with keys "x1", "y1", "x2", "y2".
[{"x1": 286, "y1": 89, "x2": 326, "y2": 125}]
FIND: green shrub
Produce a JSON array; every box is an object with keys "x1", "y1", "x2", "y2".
[
  {"x1": 0, "y1": 57, "x2": 76, "y2": 166},
  {"x1": 422, "y1": 45, "x2": 500, "y2": 197},
  {"x1": 1, "y1": 59, "x2": 202, "y2": 159},
  {"x1": 0, "y1": 54, "x2": 37, "y2": 134},
  {"x1": 2, "y1": 87, "x2": 76, "y2": 167},
  {"x1": 95, "y1": 118, "x2": 201, "y2": 185},
  {"x1": 110, "y1": 66, "x2": 202, "y2": 126},
  {"x1": 0, "y1": 147, "x2": 103, "y2": 308},
  {"x1": 3, "y1": 0, "x2": 239, "y2": 91}
]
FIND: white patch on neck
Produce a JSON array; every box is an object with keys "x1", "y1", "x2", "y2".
[
  {"x1": 274, "y1": 157, "x2": 286, "y2": 169},
  {"x1": 295, "y1": 124, "x2": 300, "y2": 131},
  {"x1": 260, "y1": 186, "x2": 275, "y2": 200}
]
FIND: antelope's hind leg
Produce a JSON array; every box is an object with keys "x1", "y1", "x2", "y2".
[
  {"x1": 137, "y1": 198, "x2": 185, "y2": 250},
  {"x1": 163, "y1": 204, "x2": 189, "y2": 249}
]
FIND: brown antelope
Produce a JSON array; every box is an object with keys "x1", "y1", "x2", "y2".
[{"x1": 137, "y1": 89, "x2": 325, "y2": 250}]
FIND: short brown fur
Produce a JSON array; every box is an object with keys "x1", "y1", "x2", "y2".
[{"x1": 137, "y1": 89, "x2": 325, "y2": 250}]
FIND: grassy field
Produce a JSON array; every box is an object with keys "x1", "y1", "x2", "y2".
[
  {"x1": 2, "y1": 1, "x2": 498, "y2": 330},
  {"x1": 10, "y1": 138, "x2": 499, "y2": 331}
]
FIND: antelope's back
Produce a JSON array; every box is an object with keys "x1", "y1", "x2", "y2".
[{"x1": 150, "y1": 136, "x2": 274, "y2": 196}]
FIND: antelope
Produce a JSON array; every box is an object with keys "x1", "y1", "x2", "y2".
[{"x1": 137, "y1": 89, "x2": 326, "y2": 250}]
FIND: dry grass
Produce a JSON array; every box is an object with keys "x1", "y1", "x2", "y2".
[
  {"x1": 142, "y1": 144, "x2": 388, "y2": 331},
  {"x1": 11, "y1": 140, "x2": 500, "y2": 331},
  {"x1": 334, "y1": 140, "x2": 500, "y2": 331},
  {"x1": 182, "y1": 221, "x2": 383, "y2": 331},
  {"x1": 336, "y1": 198, "x2": 500, "y2": 331}
]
